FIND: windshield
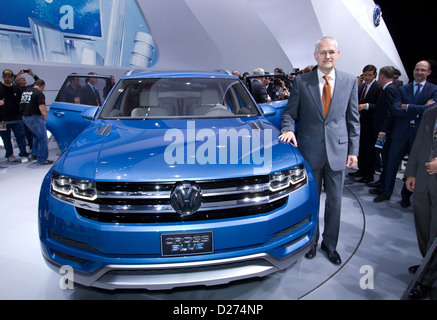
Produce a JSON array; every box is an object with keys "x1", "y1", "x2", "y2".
[{"x1": 99, "y1": 77, "x2": 261, "y2": 119}]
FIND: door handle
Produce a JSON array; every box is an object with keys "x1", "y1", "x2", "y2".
[{"x1": 53, "y1": 111, "x2": 65, "y2": 117}]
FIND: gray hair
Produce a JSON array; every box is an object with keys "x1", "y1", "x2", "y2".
[
  {"x1": 314, "y1": 36, "x2": 339, "y2": 53},
  {"x1": 253, "y1": 67, "x2": 265, "y2": 76}
]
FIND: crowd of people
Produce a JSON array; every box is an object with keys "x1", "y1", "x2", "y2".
[
  {"x1": 0, "y1": 68, "x2": 52, "y2": 165},
  {"x1": 349, "y1": 60, "x2": 437, "y2": 299},
  {"x1": 0, "y1": 69, "x2": 117, "y2": 166},
  {"x1": 232, "y1": 66, "x2": 311, "y2": 104}
]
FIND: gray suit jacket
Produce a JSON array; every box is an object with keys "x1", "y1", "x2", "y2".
[
  {"x1": 281, "y1": 69, "x2": 360, "y2": 171},
  {"x1": 404, "y1": 105, "x2": 437, "y2": 193}
]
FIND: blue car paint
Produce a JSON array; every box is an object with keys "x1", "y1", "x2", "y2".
[
  {"x1": 59, "y1": 118, "x2": 292, "y2": 181},
  {"x1": 46, "y1": 102, "x2": 93, "y2": 152},
  {"x1": 39, "y1": 71, "x2": 318, "y2": 290},
  {"x1": 260, "y1": 100, "x2": 287, "y2": 130}
]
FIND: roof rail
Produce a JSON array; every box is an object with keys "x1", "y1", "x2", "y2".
[
  {"x1": 213, "y1": 69, "x2": 232, "y2": 75},
  {"x1": 125, "y1": 69, "x2": 149, "y2": 76}
]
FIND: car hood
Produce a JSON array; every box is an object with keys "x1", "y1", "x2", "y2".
[{"x1": 58, "y1": 118, "x2": 299, "y2": 181}]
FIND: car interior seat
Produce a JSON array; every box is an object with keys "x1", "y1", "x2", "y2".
[{"x1": 131, "y1": 91, "x2": 168, "y2": 117}]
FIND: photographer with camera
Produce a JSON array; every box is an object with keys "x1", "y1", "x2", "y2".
[{"x1": 14, "y1": 69, "x2": 40, "y2": 93}]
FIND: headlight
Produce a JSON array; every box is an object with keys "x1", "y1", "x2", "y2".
[
  {"x1": 269, "y1": 164, "x2": 306, "y2": 192},
  {"x1": 52, "y1": 172, "x2": 97, "y2": 201}
]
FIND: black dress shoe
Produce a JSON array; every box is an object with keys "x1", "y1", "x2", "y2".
[
  {"x1": 348, "y1": 170, "x2": 363, "y2": 177},
  {"x1": 373, "y1": 193, "x2": 390, "y2": 202},
  {"x1": 409, "y1": 282, "x2": 430, "y2": 300},
  {"x1": 321, "y1": 242, "x2": 342, "y2": 265},
  {"x1": 305, "y1": 243, "x2": 317, "y2": 259},
  {"x1": 357, "y1": 176, "x2": 374, "y2": 183},
  {"x1": 367, "y1": 180, "x2": 382, "y2": 188},
  {"x1": 369, "y1": 188, "x2": 382, "y2": 195},
  {"x1": 401, "y1": 196, "x2": 411, "y2": 208}
]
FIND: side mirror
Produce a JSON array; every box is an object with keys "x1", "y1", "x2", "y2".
[
  {"x1": 260, "y1": 104, "x2": 277, "y2": 117},
  {"x1": 81, "y1": 107, "x2": 98, "y2": 121}
]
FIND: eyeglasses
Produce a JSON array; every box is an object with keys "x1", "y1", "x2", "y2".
[
  {"x1": 317, "y1": 51, "x2": 338, "y2": 56},
  {"x1": 414, "y1": 68, "x2": 429, "y2": 72}
]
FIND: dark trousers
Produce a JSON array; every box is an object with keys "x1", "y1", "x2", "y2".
[
  {"x1": 0, "y1": 121, "x2": 28, "y2": 158},
  {"x1": 412, "y1": 176, "x2": 437, "y2": 287},
  {"x1": 383, "y1": 136, "x2": 414, "y2": 196},
  {"x1": 312, "y1": 157, "x2": 345, "y2": 251},
  {"x1": 358, "y1": 121, "x2": 375, "y2": 178}
]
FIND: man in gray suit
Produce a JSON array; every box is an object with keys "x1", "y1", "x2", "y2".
[
  {"x1": 404, "y1": 105, "x2": 437, "y2": 299},
  {"x1": 278, "y1": 36, "x2": 360, "y2": 265}
]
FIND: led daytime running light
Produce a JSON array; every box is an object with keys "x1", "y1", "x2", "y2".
[
  {"x1": 52, "y1": 173, "x2": 97, "y2": 201},
  {"x1": 269, "y1": 164, "x2": 306, "y2": 192}
]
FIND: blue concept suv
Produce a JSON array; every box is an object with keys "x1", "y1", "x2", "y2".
[{"x1": 39, "y1": 71, "x2": 318, "y2": 290}]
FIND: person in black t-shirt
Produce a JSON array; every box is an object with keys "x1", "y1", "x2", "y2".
[
  {"x1": 0, "y1": 69, "x2": 28, "y2": 163},
  {"x1": 15, "y1": 69, "x2": 40, "y2": 149},
  {"x1": 20, "y1": 79, "x2": 53, "y2": 166}
]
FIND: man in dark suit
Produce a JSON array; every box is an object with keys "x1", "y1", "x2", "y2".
[
  {"x1": 368, "y1": 66, "x2": 397, "y2": 192},
  {"x1": 374, "y1": 61, "x2": 437, "y2": 204},
  {"x1": 79, "y1": 72, "x2": 101, "y2": 106},
  {"x1": 279, "y1": 36, "x2": 360, "y2": 265},
  {"x1": 404, "y1": 105, "x2": 437, "y2": 299},
  {"x1": 351, "y1": 65, "x2": 382, "y2": 183},
  {"x1": 250, "y1": 68, "x2": 271, "y2": 104}
]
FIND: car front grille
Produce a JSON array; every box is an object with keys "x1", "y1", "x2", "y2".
[{"x1": 53, "y1": 172, "x2": 307, "y2": 223}]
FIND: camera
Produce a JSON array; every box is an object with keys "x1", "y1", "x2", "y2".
[{"x1": 23, "y1": 69, "x2": 29, "y2": 73}]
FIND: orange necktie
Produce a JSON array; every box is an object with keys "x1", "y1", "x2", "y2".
[{"x1": 322, "y1": 75, "x2": 331, "y2": 118}]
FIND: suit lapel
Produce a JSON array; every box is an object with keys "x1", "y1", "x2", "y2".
[
  {"x1": 417, "y1": 82, "x2": 430, "y2": 105},
  {"x1": 406, "y1": 82, "x2": 415, "y2": 103},
  {"x1": 307, "y1": 71, "x2": 324, "y2": 118},
  {"x1": 367, "y1": 81, "x2": 378, "y2": 97},
  {"x1": 330, "y1": 70, "x2": 345, "y2": 115},
  {"x1": 408, "y1": 82, "x2": 429, "y2": 104}
]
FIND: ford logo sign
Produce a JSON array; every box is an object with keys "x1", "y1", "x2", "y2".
[
  {"x1": 373, "y1": 5, "x2": 382, "y2": 28},
  {"x1": 170, "y1": 182, "x2": 202, "y2": 216}
]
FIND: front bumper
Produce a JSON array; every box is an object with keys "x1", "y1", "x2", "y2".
[{"x1": 42, "y1": 234, "x2": 315, "y2": 290}]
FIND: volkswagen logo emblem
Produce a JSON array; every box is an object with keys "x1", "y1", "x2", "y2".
[
  {"x1": 170, "y1": 182, "x2": 202, "y2": 216},
  {"x1": 373, "y1": 4, "x2": 382, "y2": 28}
]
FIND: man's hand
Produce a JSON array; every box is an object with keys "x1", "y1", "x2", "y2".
[
  {"x1": 405, "y1": 176, "x2": 415, "y2": 192},
  {"x1": 346, "y1": 155, "x2": 358, "y2": 169},
  {"x1": 377, "y1": 131, "x2": 386, "y2": 141},
  {"x1": 425, "y1": 99, "x2": 435, "y2": 106},
  {"x1": 403, "y1": 99, "x2": 435, "y2": 109},
  {"x1": 278, "y1": 131, "x2": 297, "y2": 147},
  {"x1": 425, "y1": 157, "x2": 437, "y2": 175}
]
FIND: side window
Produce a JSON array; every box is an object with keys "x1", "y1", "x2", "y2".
[
  {"x1": 223, "y1": 85, "x2": 239, "y2": 114},
  {"x1": 57, "y1": 75, "x2": 110, "y2": 106},
  {"x1": 233, "y1": 83, "x2": 255, "y2": 115}
]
